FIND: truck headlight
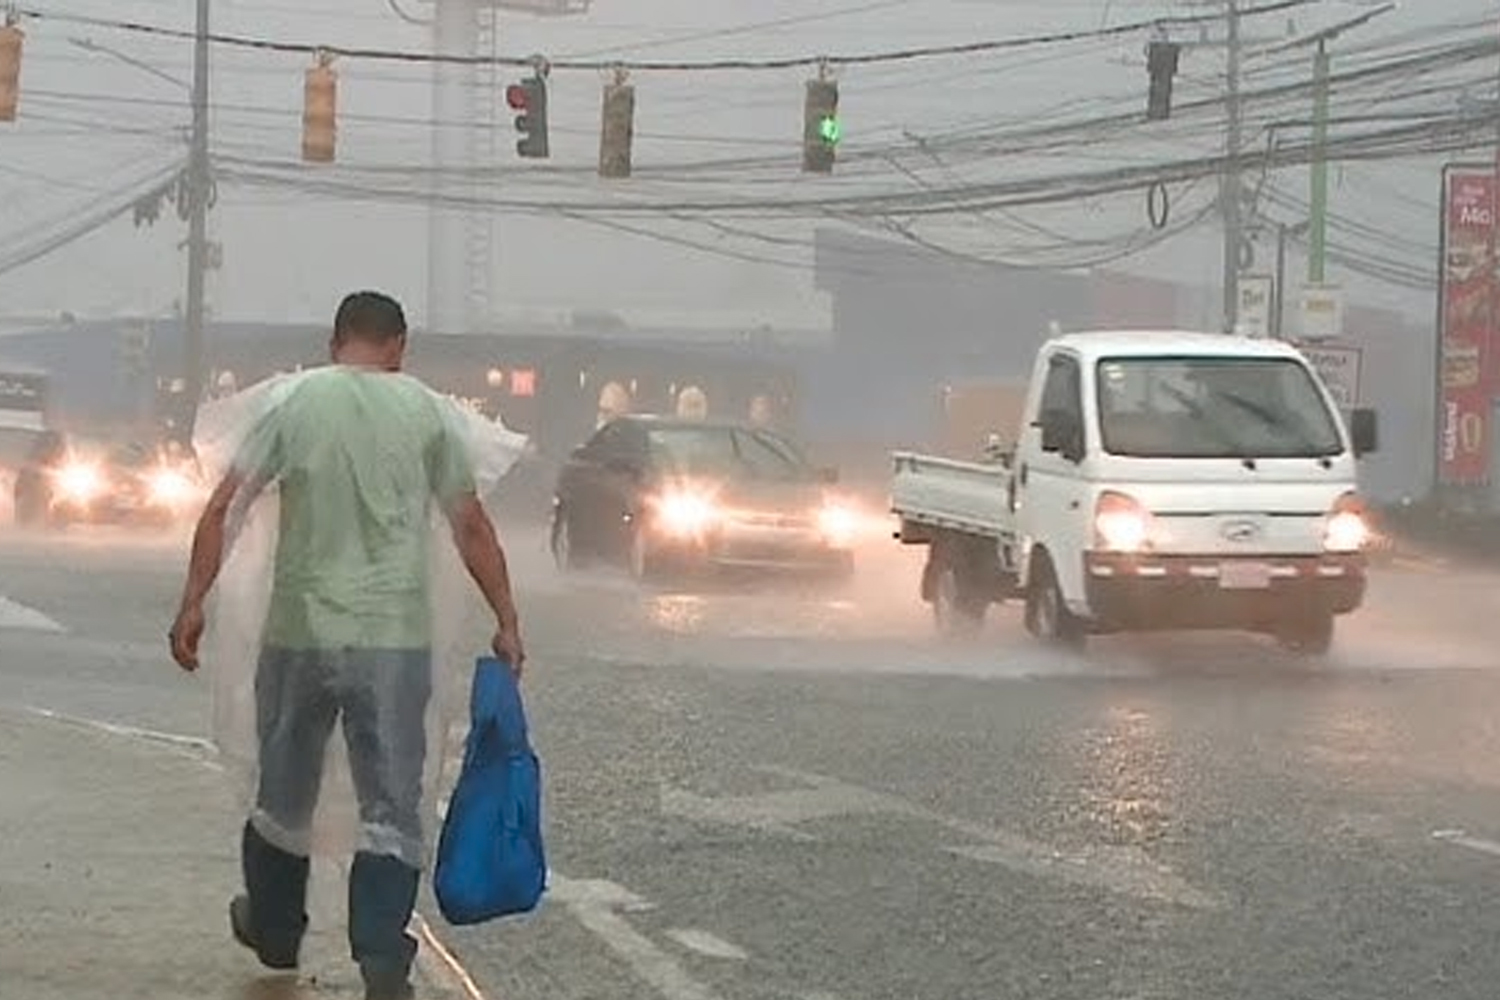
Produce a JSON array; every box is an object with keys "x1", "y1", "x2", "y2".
[
  {"x1": 1094, "y1": 490, "x2": 1151, "y2": 552},
  {"x1": 1324, "y1": 493, "x2": 1369, "y2": 553}
]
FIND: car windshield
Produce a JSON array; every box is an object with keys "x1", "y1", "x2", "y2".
[
  {"x1": 649, "y1": 426, "x2": 812, "y2": 481},
  {"x1": 1096, "y1": 356, "x2": 1344, "y2": 459}
]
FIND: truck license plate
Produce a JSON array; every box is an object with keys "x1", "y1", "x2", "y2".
[{"x1": 1219, "y1": 561, "x2": 1272, "y2": 590}]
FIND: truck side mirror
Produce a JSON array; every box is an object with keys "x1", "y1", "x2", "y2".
[
  {"x1": 1038, "y1": 408, "x2": 1084, "y2": 462},
  {"x1": 1350, "y1": 407, "x2": 1378, "y2": 457}
]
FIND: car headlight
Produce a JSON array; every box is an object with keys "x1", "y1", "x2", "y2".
[
  {"x1": 55, "y1": 462, "x2": 103, "y2": 502},
  {"x1": 148, "y1": 468, "x2": 195, "y2": 506},
  {"x1": 818, "y1": 504, "x2": 858, "y2": 547},
  {"x1": 1094, "y1": 490, "x2": 1151, "y2": 552},
  {"x1": 652, "y1": 490, "x2": 717, "y2": 537},
  {"x1": 1324, "y1": 493, "x2": 1369, "y2": 553}
]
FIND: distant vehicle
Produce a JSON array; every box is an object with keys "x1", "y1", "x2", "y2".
[
  {"x1": 550, "y1": 415, "x2": 857, "y2": 582},
  {"x1": 12, "y1": 432, "x2": 205, "y2": 530},
  {"x1": 891, "y1": 331, "x2": 1380, "y2": 655}
]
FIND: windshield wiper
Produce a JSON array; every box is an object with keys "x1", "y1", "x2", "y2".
[{"x1": 1157, "y1": 382, "x2": 1260, "y2": 468}]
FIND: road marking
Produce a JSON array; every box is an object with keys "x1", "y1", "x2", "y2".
[
  {"x1": 413, "y1": 911, "x2": 490, "y2": 1000},
  {"x1": 550, "y1": 876, "x2": 726, "y2": 1000},
  {"x1": 665, "y1": 929, "x2": 749, "y2": 961},
  {"x1": 660, "y1": 769, "x2": 896, "y2": 843},
  {"x1": 23, "y1": 705, "x2": 221, "y2": 770},
  {"x1": 664, "y1": 765, "x2": 1217, "y2": 910},
  {"x1": 0, "y1": 595, "x2": 64, "y2": 633},
  {"x1": 1433, "y1": 829, "x2": 1500, "y2": 857}
]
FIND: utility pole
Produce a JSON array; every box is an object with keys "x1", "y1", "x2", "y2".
[
  {"x1": 1307, "y1": 39, "x2": 1330, "y2": 285},
  {"x1": 181, "y1": 0, "x2": 210, "y2": 440},
  {"x1": 1221, "y1": 0, "x2": 1243, "y2": 334}
]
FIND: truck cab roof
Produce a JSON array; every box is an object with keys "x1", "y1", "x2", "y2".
[{"x1": 1045, "y1": 330, "x2": 1308, "y2": 362}]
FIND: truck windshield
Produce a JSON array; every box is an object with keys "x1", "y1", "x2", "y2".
[{"x1": 1095, "y1": 356, "x2": 1344, "y2": 459}]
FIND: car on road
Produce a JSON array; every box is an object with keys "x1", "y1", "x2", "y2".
[
  {"x1": 11, "y1": 431, "x2": 206, "y2": 530},
  {"x1": 550, "y1": 416, "x2": 858, "y2": 582}
]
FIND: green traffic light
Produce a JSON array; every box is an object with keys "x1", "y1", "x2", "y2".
[{"x1": 819, "y1": 115, "x2": 841, "y2": 145}]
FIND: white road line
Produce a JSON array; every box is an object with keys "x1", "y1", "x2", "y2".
[
  {"x1": 0, "y1": 595, "x2": 65, "y2": 633},
  {"x1": 23, "y1": 705, "x2": 222, "y2": 771},
  {"x1": 665, "y1": 929, "x2": 749, "y2": 961},
  {"x1": 550, "y1": 876, "x2": 726, "y2": 1000},
  {"x1": 412, "y1": 911, "x2": 490, "y2": 1000},
  {"x1": 1433, "y1": 829, "x2": 1500, "y2": 857}
]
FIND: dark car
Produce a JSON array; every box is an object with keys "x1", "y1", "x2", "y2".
[
  {"x1": 12, "y1": 432, "x2": 204, "y2": 529},
  {"x1": 550, "y1": 416, "x2": 858, "y2": 581}
]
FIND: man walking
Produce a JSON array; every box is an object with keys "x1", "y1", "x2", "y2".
[{"x1": 169, "y1": 291, "x2": 525, "y2": 1000}]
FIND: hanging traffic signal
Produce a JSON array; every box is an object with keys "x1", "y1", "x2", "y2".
[
  {"x1": 599, "y1": 77, "x2": 635, "y2": 179},
  {"x1": 302, "y1": 55, "x2": 337, "y2": 163},
  {"x1": 1146, "y1": 41, "x2": 1181, "y2": 122},
  {"x1": 0, "y1": 21, "x2": 23, "y2": 124},
  {"x1": 802, "y1": 78, "x2": 839, "y2": 174},
  {"x1": 507, "y1": 75, "x2": 549, "y2": 159}
]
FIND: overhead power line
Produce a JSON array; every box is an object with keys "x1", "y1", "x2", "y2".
[{"x1": 14, "y1": 0, "x2": 1321, "y2": 72}]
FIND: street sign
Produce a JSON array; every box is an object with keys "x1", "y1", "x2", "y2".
[
  {"x1": 1299, "y1": 284, "x2": 1344, "y2": 340},
  {"x1": 1235, "y1": 274, "x2": 1274, "y2": 338},
  {"x1": 1298, "y1": 342, "x2": 1362, "y2": 409}
]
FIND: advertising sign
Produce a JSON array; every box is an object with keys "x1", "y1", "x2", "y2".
[
  {"x1": 1297, "y1": 343, "x2": 1362, "y2": 409},
  {"x1": 1299, "y1": 285, "x2": 1344, "y2": 340},
  {"x1": 1438, "y1": 167, "x2": 1495, "y2": 486},
  {"x1": 1235, "y1": 275, "x2": 1273, "y2": 338}
]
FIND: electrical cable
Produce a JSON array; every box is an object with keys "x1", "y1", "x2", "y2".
[{"x1": 13, "y1": 0, "x2": 1324, "y2": 72}]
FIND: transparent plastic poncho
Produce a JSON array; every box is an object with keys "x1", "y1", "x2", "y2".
[{"x1": 191, "y1": 369, "x2": 528, "y2": 867}]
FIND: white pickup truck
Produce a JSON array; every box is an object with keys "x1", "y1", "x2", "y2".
[{"x1": 891, "y1": 331, "x2": 1379, "y2": 654}]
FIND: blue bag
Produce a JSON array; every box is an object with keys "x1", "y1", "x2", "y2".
[{"x1": 433, "y1": 657, "x2": 547, "y2": 925}]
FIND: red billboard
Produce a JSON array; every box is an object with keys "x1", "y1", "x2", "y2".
[{"x1": 1438, "y1": 167, "x2": 1496, "y2": 486}]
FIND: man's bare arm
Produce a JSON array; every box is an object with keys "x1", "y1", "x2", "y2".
[
  {"x1": 445, "y1": 493, "x2": 521, "y2": 630},
  {"x1": 177, "y1": 471, "x2": 242, "y2": 616}
]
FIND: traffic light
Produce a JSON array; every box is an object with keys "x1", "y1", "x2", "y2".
[
  {"x1": 802, "y1": 78, "x2": 839, "y2": 174},
  {"x1": 302, "y1": 56, "x2": 337, "y2": 163},
  {"x1": 507, "y1": 75, "x2": 549, "y2": 159},
  {"x1": 0, "y1": 21, "x2": 23, "y2": 124},
  {"x1": 599, "y1": 78, "x2": 635, "y2": 179},
  {"x1": 1146, "y1": 41, "x2": 1180, "y2": 122}
]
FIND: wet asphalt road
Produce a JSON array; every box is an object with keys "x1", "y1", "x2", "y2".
[{"x1": 6, "y1": 518, "x2": 1500, "y2": 1000}]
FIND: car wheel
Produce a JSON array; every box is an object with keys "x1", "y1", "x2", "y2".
[
  {"x1": 1025, "y1": 553, "x2": 1086, "y2": 650},
  {"x1": 551, "y1": 511, "x2": 580, "y2": 572},
  {"x1": 1275, "y1": 611, "x2": 1335, "y2": 656},
  {"x1": 933, "y1": 561, "x2": 984, "y2": 638}
]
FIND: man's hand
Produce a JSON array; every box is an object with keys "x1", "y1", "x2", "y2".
[
  {"x1": 169, "y1": 602, "x2": 206, "y2": 672},
  {"x1": 492, "y1": 620, "x2": 526, "y2": 677}
]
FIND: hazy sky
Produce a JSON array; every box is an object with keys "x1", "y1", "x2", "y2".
[{"x1": 0, "y1": 0, "x2": 1488, "y2": 331}]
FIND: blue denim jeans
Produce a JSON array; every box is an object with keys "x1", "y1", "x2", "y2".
[{"x1": 245, "y1": 646, "x2": 432, "y2": 983}]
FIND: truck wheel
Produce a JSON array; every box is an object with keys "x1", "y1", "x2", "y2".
[
  {"x1": 933, "y1": 562, "x2": 985, "y2": 638},
  {"x1": 1025, "y1": 554, "x2": 1086, "y2": 650},
  {"x1": 1275, "y1": 611, "x2": 1335, "y2": 656}
]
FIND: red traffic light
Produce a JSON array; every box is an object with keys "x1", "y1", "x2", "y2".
[{"x1": 506, "y1": 83, "x2": 529, "y2": 110}]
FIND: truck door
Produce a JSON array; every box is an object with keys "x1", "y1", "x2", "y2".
[{"x1": 1016, "y1": 352, "x2": 1092, "y2": 610}]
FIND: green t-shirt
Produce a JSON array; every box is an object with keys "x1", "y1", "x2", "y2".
[{"x1": 232, "y1": 367, "x2": 476, "y2": 650}]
